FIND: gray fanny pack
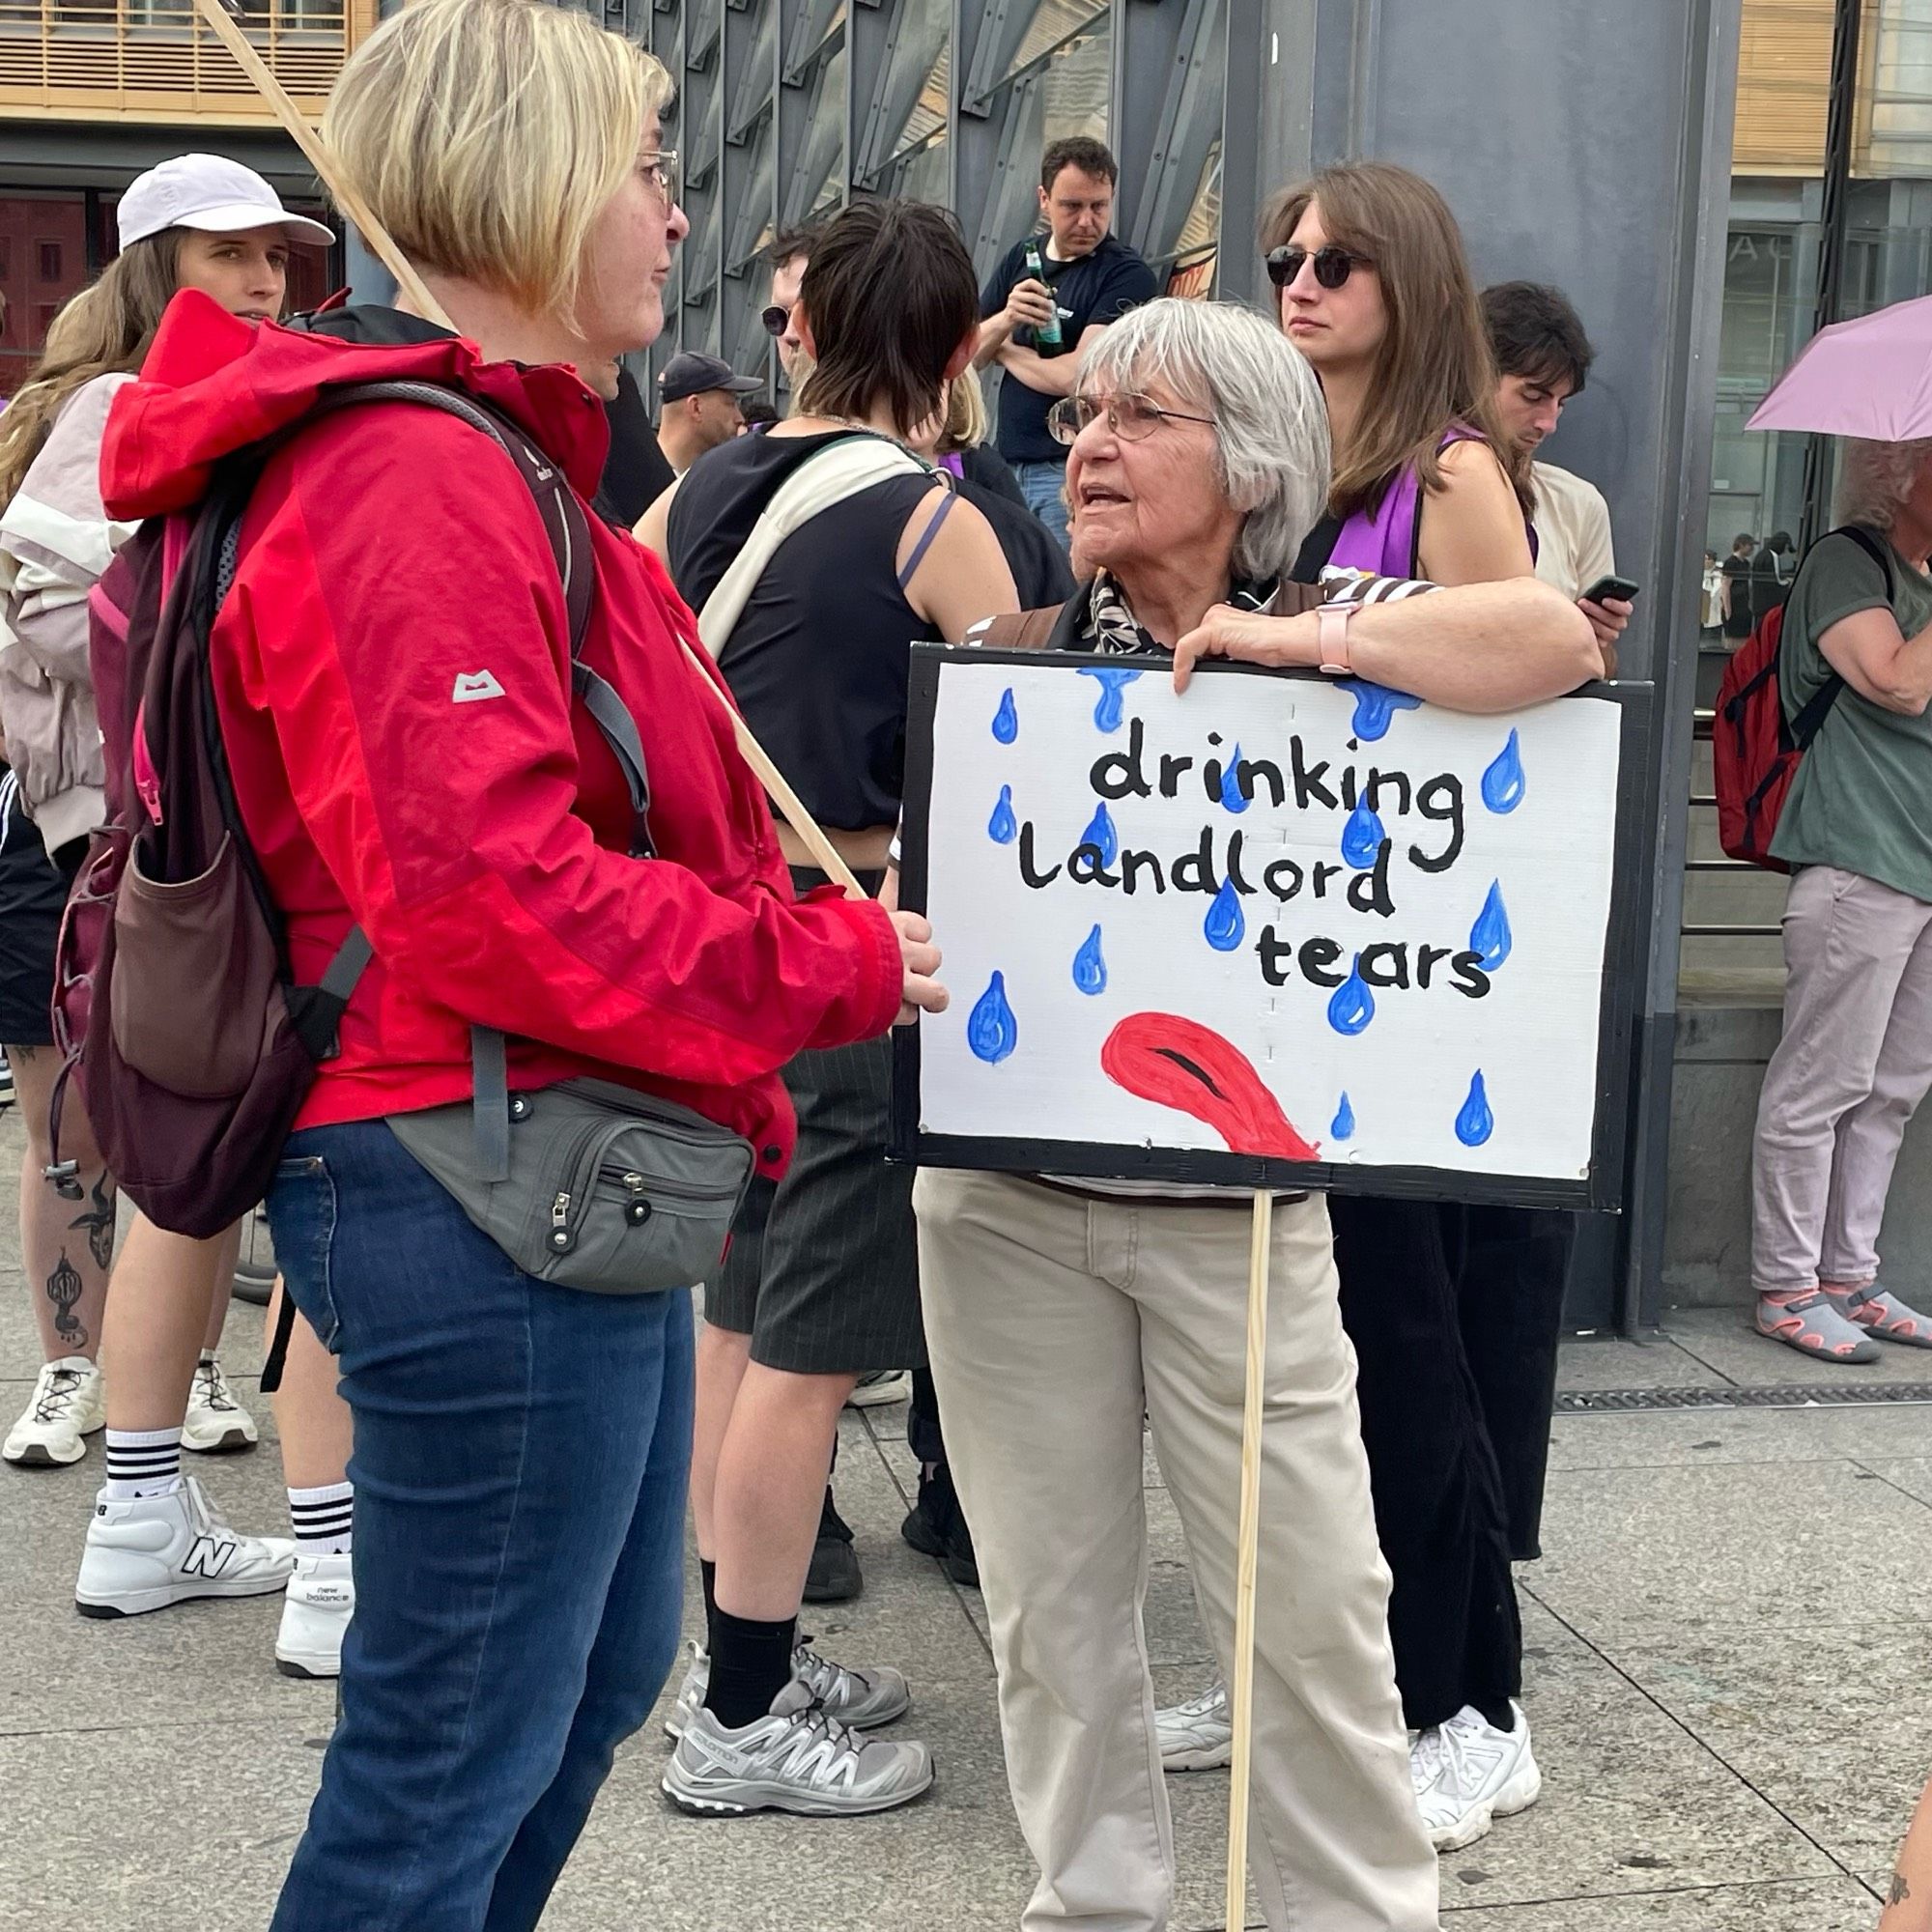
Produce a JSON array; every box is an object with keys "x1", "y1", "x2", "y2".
[{"x1": 387, "y1": 1027, "x2": 755, "y2": 1296}]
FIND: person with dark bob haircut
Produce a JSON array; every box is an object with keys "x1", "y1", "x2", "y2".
[{"x1": 643, "y1": 197, "x2": 1018, "y2": 1820}]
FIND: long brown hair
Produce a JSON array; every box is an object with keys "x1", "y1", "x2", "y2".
[
  {"x1": 0, "y1": 232, "x2": 181, "y2": 508},
  {"x1": 1261, "y1": 162, "x2": 1531, "y2": 522}
]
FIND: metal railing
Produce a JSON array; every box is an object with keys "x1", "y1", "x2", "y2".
[
  {"x1": 0, "y1": 0, "x2": 374, "y2": 119},
  {"x1": 1683, "y1": 704, "x2": 1778, "y2": 939}
]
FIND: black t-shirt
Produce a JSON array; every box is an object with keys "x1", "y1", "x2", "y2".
[
  {"x1": 980, "y1": 233, "x2": 1159, "y2": 466},
  {"x1": 665, "y1": 432, "x2": 943, "y2": 830},
  {"x1": 1721, "y1": 554, "x2": 1754, "y2": 638},
  {"x1": 962, "y1": 477, "x2": 1077, "y2": 610},
  {"x1": 597, "y1": 366, "x2": 675, "y2": 526}
]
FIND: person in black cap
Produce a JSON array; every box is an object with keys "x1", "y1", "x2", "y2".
[{"x1": 658, "y1": 351, "x2": 763, "y2": 476}]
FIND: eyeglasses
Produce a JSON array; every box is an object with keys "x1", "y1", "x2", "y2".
[
  {"x1": 1048, "y1": 392, "x2": 1214, "y2": 446},
  {"x1": 639, "y1": 150, "x2": 680, "y2": 209},
  {"x1": 1265, "y1": 243, "x2": 1373, "y2": 292},
  {"x1": 760, "y1": 303, "x2": 790, "y2": 337}
]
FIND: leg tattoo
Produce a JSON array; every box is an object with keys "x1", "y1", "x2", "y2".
[
  {"x1": 1891, "y1": 1872, "x2": 1912, "y2": 1907},
  {"x1": 70, "y1": 1174, "x2": 115, "y2": 1272},
  {"x1": 46, "y1": 1248, "x2": 85, "y2": 1350}
]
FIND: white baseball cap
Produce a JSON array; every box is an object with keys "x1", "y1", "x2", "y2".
[{"x1": 117, "y1": 154, "x2": 335, "y2": 252}]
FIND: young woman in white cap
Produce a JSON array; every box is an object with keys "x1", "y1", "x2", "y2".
[{"x1": 0, "y1": 153, "x2": 357, "y2": 1679}]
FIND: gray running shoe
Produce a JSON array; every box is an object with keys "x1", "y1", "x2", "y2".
[
  {"x1": 665, "y1": 1636, "x2": 911, "y2": 1742},
  {"x1": 662, "y1": 1679, "x2": 933, "y2": 1817},
  {"x1": 1838, "y1": 1285, "x2": 1932, "y2": 1350}
]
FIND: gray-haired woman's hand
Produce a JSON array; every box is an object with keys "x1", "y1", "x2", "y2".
[{"x1": 1171, "y1": 605, "x2": 1319, "y2": 693}]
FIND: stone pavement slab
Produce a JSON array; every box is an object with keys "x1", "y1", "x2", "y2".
[{"x1": 1664, "y1": 1304, "x2": 1932, "y2": 1388}]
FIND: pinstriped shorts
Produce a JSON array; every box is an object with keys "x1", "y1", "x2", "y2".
[{"x1": 705, "y1": 1029, "x2": 923, "y2": 1374}]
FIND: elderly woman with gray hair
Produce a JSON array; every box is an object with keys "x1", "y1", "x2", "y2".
[
  {"x1": 1749, "y1": 440, "x2": 1932, "y2": 1366},
  {"x1": 912, "y1": 298, "x2": 1595, "y2": 1932}
]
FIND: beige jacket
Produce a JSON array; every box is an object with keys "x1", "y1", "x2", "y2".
[{"x1": 0, "y1": 371, "x2": 136, "y2": 853}]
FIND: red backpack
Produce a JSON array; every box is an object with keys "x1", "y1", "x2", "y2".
[
  {"x1": 1712, "y1": 525, "x2": 1889, "y2": 871},
  {"x1": 46, "y1": 379, "x2": 630, "y2": 1238}
]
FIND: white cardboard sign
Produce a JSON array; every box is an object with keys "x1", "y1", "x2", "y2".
[{"x1": 896, "y1": 650, "x2": 1638, "y2": 1204}]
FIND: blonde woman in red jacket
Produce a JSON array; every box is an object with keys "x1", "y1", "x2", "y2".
[{"x1": 97, "y1": 4, "x2": 945, "y2": 1924}]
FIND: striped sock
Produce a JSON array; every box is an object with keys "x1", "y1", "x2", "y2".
[
  {"x1": 103, "y1": 1426, "x2": 183, "y2": 1499},
  {"x1": 289, "y1": 1481, "x2": 354, "y2": 1555}
]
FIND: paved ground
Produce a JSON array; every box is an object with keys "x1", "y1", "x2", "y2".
[{"x1": 2, "y1": 1117, "x2": 1928, "y2": 1926}]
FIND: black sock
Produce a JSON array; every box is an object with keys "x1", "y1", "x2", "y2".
[
  {"x1": 704, "y1": 1608, "x2": 796, "y2": 1729},
  {"x1": 1476, "y1": 1699, "x2": 1517, "y2": 1734},
  {"x1": 699, "y1": 1559, "x2": 718, "y2": 1653}
]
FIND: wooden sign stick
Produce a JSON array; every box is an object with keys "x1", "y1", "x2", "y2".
[
  {"x1": 1225, "y1": 1189, "x2": 1272, "y2": 1932},
  {"x1": 190, "y1": 0, "x2": 868, "y2": 902}
]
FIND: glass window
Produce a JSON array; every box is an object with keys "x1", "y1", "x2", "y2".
[
  {"x1": 37, "y1": 240, "x2": 61, "y2": 282},
  {"x1": 1037, "y1": 6, "x2": 1109, "y2": 150}
]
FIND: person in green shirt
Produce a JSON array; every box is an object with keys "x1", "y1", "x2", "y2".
[{"x1": 1752, "y1": 436, "x2": 1932, "y2": 1363}]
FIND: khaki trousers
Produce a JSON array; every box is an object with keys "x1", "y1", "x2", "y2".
[{"x1": 916, "y1": 1168, "x2": 1439, "y2": 1932}]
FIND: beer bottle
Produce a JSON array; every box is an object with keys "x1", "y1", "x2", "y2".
[{"x1": 1022, "y1": 241, "x2": 1063, "y2": 348}]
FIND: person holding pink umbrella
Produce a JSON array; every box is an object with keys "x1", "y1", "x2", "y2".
[{"x1": 1745, "y1": 320, "x2": 1932, "y2": 1360}]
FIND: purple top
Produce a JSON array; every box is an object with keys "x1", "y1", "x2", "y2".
[{"x1": 1327, "y1": 425, "x2": 1486, "y2": 578}]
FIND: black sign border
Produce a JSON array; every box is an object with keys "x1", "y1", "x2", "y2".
[{"x1": 893, "y1": 645, "x2": 1653, "y2": 1211}]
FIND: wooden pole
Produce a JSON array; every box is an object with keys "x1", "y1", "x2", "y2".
[
  {"x1": 189, "y1": 0, "x2": 868, "y2": 905},
  {"x1": 1225, "y1": 1188, "x2": 1272, "y2": 1932}
]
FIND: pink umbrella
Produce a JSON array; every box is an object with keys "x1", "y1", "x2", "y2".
[{"x1": 1747, "y1": 294, "x2": 1932, "y2": 440}]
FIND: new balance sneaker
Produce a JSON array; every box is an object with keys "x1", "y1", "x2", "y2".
[
  {"x1": 4, "y1": 1357, "x2": 104, "y2": 1467},
  {"x1": 844, "y1": 1371, "x2": 910, "y2": 1410},
  {"x1": 1156, "y1": 1679, "x2": 1233, "y2": 1772},
  {"x1": 275, "y1": 1551, "x2": 355, "y2": 1679},
  {"x1": 666, "y1": 1637, "x2": 911, "y2": 1742},
  {"x1": 75, "y1": 1474, "x2": 296, "y2": 1618},
  {"x1": 803, "y1": 1486, "x2": 861, "y2": 1604},
  {"x1": 1410, "y1": 1702, "x2": 1542, "y2": 1851},
  {"x1": 899, "y1": 1463, "x2": 979, "y2": 1590},
  {"x1": 662, "y1": 1678, "x2": 933, "y2": 1817},
  {"x1": 182, "y1": 1355, "x2": 258, "y2": 1454}
]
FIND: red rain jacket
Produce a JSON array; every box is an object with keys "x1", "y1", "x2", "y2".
[{"x1": 99, "y1": 293, "x2": 903, "y2": 1176}]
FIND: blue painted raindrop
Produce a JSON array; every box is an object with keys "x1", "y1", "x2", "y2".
[
  {"x1": 1218, "y1": 744, "x2": 1251, "y2": 814},
  {"x1": 1340, "y1": 798, "x2": 1386, "y2": 869},
  {"x1": 1076, "y1": 665, "x2": 1143, "y2": 732},
  {"x1": 991, "y1": 687, "x2": 1019, "y2": 744},
  {"x1": 1203, "y1": 878, "x2": 1245, "y2": 952},
  {"x1": 986, "y1": 783, "x2": 1017, "y2": 844},
  {"x1": 967, "y1": 971, "x2": 1019, "y2": 1065},
  {"x1": 1079, "y1": 799, "x2": 1120, "y2": 867},
  {"x1": 1339, "y1": 680, "x2": 1423, "y2": 743},
  {"x1": 1455, "y1": 1070, "x2": 1494, "y2": 1147},
  {"x1": 1331, "y1": 1092, "x2": 1355, "y2": 1141},
  {"x1": 1481, "y1": 728, "x2": 1526, "y2": 813},
  {"x1": 1469, "y1": 880, "x2": 1512, "y2": 971},
  {"x1": 1327, "y1": 956, "x2": 1376, "y2": 1036},
  {"x1": 1071, "y1": 923, "x2": 1108, "y2": 995}
]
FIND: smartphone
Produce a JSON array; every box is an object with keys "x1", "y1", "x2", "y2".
[{"x1": 1580, "y1": 573, "x2": 1641, "y2": 606}]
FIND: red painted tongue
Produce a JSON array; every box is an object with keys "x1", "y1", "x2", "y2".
[{"x1": 1100, "y1": 1012, "x2": 1320, "y2": 1163}]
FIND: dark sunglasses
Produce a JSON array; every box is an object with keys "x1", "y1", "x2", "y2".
[
  {"x1": 760, "y1": 303, "x2": 789, "y2": 337},
  {"x1": 1265, "y1": 243, "x2": 1374, "y2": 292}
]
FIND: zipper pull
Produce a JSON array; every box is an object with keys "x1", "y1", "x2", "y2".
[{"x1": 551, "y1": 1190, "x2": 572, "y2": 1250}]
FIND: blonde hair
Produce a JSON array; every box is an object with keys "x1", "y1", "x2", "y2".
[
  {"x1": 0, "y1": 233, "x2": 181, "y2": 507},
  {"x1": 325, "y1": 0, "x2": 672, "y2": 323},
  {"x1": 938, "y1": 371, "x2": 988, "y2": 454}
]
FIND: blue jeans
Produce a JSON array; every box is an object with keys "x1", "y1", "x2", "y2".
[
  {"x1": 1014, "y1": 457, "x2": 1072, "y2": 552},
  {"x1": 266, "y1": 1120, "x2": 693, "y2": 1932}
]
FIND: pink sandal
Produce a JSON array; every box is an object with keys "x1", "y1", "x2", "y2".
[{"x1": 1754, "y1": 1291, "x2": 1880, "y2": 1364}]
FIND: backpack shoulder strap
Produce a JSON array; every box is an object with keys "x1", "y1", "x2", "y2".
[
  {"x1": 1783, "y1": 525, "x2": 1895, "y2": 750},
  {"x1": 966, "y1": 605, "x2": 1067, "y2": 650},
  {"x1": 696, "y1": 433, "x2": 930, "y2": 659}
]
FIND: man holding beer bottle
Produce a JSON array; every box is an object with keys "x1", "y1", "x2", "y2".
[{"x1": 976, "y1": 135, "x2": 1158, "y2": 550}]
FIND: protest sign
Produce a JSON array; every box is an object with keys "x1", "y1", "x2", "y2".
[{"x1": 895, "y1": 648, "x2": 1647, "y2": 1208}]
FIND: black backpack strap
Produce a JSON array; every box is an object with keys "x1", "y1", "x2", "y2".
[{"x1": 1784, "y1": 525, "x2": 1894, "y2": 751}]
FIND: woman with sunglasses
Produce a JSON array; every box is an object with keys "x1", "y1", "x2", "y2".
[
  {"x1": 1264, "y1": 161, "x2": 1532, "y2": 588},
  {"x1": 913, "y1": 297, "x2": 1596, "y2": 1932},
  {"x1": 1156, "y1": 161, "x2": 1573, "y2": 1851}
]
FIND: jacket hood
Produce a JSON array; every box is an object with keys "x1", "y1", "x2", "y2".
[{"x1": 101, "y1": 289, "x2": 612, "y2": 521}]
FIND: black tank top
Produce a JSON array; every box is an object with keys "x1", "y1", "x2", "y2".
[{"x1": 666, "y1": 431, "x2": 944, "y2": 831}]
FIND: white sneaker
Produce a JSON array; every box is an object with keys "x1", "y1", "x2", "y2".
[
  {"x1": 276, "y1": 1551, "x2": 354, "y2": 1679},
  {"x1": 4, "y1": 1357, "x2": 104, "y2": 1467},
  {"x1": 75, "y1": 1473, "x2": 296, "y2": 1618},
  {"x1": 665, "y1": 1636, "x2": 912, "y2": 1741},
  {"x1": 843, "y1": 1370, "x2": 910, "y2": 1409},
  {"x1": 182, "y1": 1355, "x2": 257, "y2": 1454},
  {"x1": 1410, "y1": 1702, "x2": 1542, "y2": 1851},
  {"x1": 1156, "y1": 1678, "x2": 1234, "y2": 1772}
]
